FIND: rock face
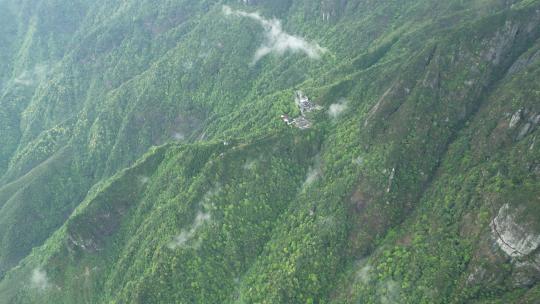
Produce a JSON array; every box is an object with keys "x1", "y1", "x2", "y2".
[
  {"x1": 320, "y1": 0, "x2": 349, "y2": 21},
  {"x1": 491, "y1": 204, "x2": 540, "y2": 258},
  {"x1": 1, "y1": 1, "x2": 540, "y2": 303},
  {"x1": 509, "y1": 109, "x2": 522, "y2": 129},
  {"x1": 483, "y1": 21, "x2": 520, "y2": 65},
  {"x1": 508, "y1": 108, "x2": 539, "y2": 141},
  {"x1": 517, "y1": 123, "x2": 532, "y2": 140},
  {"x1": 507, "y1": 50, "x2": 540, "y2": 76}
]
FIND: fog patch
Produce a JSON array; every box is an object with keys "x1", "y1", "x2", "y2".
[
  {"x1": 200, "y1": 185, "x2": 222, "y2": 210},
  {"x1": 30, "y1": 268, "x2": 50, "y2": 291},
  {"x1": 14, "y1": 71, "x2": 33, "y2": 86},
  {"x1": 328, "y1": 98, "x2": 349, "y2": 119},
  {"x1": 379, "y1": 280, "x2": 401, "y2": 304},
  {"x1": 243, "y1": 159, "x2": 257, "y2": 170},
  {"x1": 356, "y1": 264, "x2": 372, "y2": 284},
  {"x1": 14, "y1": 63, "x2": 51, "y2": 87},
  {"x1": 168, "y1": 211, "x2": 212, "y2": 249},
  {"x1": 303, "y1": 166, "x2": 321, "y2": 188},
  {"x1": 137, "y1": 175, "x2": 150, "y2": 185},
  {"x1": 172, "y1": 132, "x2": 185, "y2": 141},
  {"x1": 223, "y1": 5, "x2": 327, "y2": 64}
]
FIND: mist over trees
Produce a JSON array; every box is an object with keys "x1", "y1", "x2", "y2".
[{"x1": 0, "y1": 1, "x2": 539, "y2": 303}]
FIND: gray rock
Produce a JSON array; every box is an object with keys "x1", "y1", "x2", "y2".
[
  {"x1": 466, "y1": 266, "x2": 487, "y2": 285},
  {"x1": 509, "y1": 109, "x2": 522, "y2": 129},
  {"x1": 491, "y1": 204, "x2": 540, "y2": 258},
  {"x1": 507, "y1": 50, "x2": 540, "y2": 76},
  {"x1": 532, "y1": 114, "x2": 540, "y2": 125},
  {"x1": 512, "y1": 256, "x2": 540, "y2": 287},
  {"x1": 484, "y1": 21, "x2": 519, "y2": 65},
  {"x1": 517, "y1": 123, "x2": 532, "y2": 141}
]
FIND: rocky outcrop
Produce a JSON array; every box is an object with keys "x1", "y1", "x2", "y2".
[
  {"x1": 483, "y1": 21, "x2": 520, "y2": 65},
  {"x1": 507, "y1": 108, "x2": 540, "y2": 141},
  {"x1": 491, "y1": 204, "x2": 540, "y2": 258},
  {"x1": 507, "y1": 49, "x2": 540, "y2": 76},
  {"x1": 509, "y1": 109, "x2": 522, "y2": 129}
]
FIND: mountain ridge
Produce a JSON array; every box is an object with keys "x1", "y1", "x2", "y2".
[{"x1": 0, "y1": 0, "x2": 539, "y2": 303}]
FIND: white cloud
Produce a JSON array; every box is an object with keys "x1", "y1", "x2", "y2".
[
  {"x1": 138, "y1": 175, "x2": 150, "y2": 185},
  {"x1": 168, "y1": 230, "x2": 192, "y2": 249},
  {"x1": 13, "y1": 63, "x2": 51, "y2": 87},
  {"x1": 328, "y1": 98, "x2": 349, "y2": 119},
  {"x1": 14, "y1": 71, "x2": 33, "y2": 86},
  {"x1": 200, "y1": 185, "x2": 222, "y2": 210},
  {"x1": 243, "y1": 159, "x2": 257, "y2": 170},
  {"x1": 303, "y1": 166, "x2": 321, "y2": 188},
  {"x1": 31, "y1": 268, "x2": 50, "y2": 291},
  {"x1": 168, "y1": 211, "x2": 211, "y2": 249},
  {"x1": 356, "y1": 264, "x2": 372, "y2": 284},
  {"x1": 380, "y1": 280, "x2": 401, "y2": 304},
  {"x1": 223, "y1": 5, "x2": 327, "y2": 64},
  {"x1": 172, "y1": 132, "x2": 185, "y2": 141}
]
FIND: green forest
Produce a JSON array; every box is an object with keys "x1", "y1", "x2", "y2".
[{"x1": 0, "y1": 0, "x2": 539, "y2": 303}]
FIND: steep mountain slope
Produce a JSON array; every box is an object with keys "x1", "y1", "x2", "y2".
[{"x1": 0, "y1": 0, "x2": 539, "y2": 303}]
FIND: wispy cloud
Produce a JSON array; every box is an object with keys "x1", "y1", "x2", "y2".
[
  {"x1": 14, "y1": 63, "x2": 51, "y2": 87},
  {"x1": 302, "y1": 154, "x2": 323, "y2": 189},
  {"x1": 137, "y1": 175, "x2": 150, "y2": 185},
  {"x1": 328, "y1": 98, "x2": 349, "y2": 119},
  {"x1": 380, "y1": 280, "x2": 401, "y2": 304},
  {"x1": 356, "y1": 264, "x2": 372, "y2": 284},
  {"x1": 14, "y1": 71, "x2": 33, "y2": 86},
  {"x1": 31, "y1": 268, "x2": 50, "y2": 291},
  {"x1": 303, "y1": 165, "x2": 322, "y2": 189},
  {"x1": 168, "y1": 211, "x2": 211, "y2": 249},
  {"x1": 223, "y1": 5, "x2": 327, "y2": 64},
  {"x1": 243, "y1": 159, "x2": 257, "y2": 170},
  {"x1": 172, "y1": 131, "x2": 185, "y2": 141}
]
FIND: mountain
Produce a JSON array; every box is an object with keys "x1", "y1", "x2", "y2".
[{"x1": 0, "y1": 0, "x2": 539, "y2": 303}]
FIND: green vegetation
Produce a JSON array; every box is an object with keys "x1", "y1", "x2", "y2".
[{"x1": 0, "y1": 0, "x2": 539, "y2": 303}]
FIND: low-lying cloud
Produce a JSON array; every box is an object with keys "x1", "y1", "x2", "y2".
[
  {"x1": 200, "y1": 185, "x2": 222, "y2": 210},
  {"x1": 168, "y1": 211, "x2": 211, "y2": 249},
  {"x1": 172, "y1": 131, "x2": 185, "y2": 141},
  {"x1": 328, "y1": 98, "x2": 349, "y2": 119},
  {"x1": 302, "y1": 154, "x2": 323, "y2": 189},
  {"x1": 243, "y1": 159, "x2": 257, "y2": 170},
  {"x1": 137, "y1": 175, "x2": 150, "y2": 185},
  {"x1": 356, "y1": 264, "x2": 372, "y2": 284},
  {"x1": 14, "y1": 63, "x2": 51, "y2": 87},
  {"x1": 380, "y1": 280, "x2": 401, "y2": 304},
  {"x1": 303, "y1": 166, "x2": 321, "y2": 189},
  {"x1": 223, "y1": 5, "x2": 327, "y2": 64},
  {"x1": 14, "y1": 71, "x2": 34, "y2": 86},
  {"x1": 31, "y1": 268, "x2": 50, "y2": 291}
]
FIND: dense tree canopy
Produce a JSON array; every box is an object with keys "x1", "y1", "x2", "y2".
[{"x1": 0, "y1": 0, "x2": 539, "y2": 303}]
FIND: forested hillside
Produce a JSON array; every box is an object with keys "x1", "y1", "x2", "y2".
[{"x1": 0, "y1": 0, "x2": 539, "y2": 303}]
